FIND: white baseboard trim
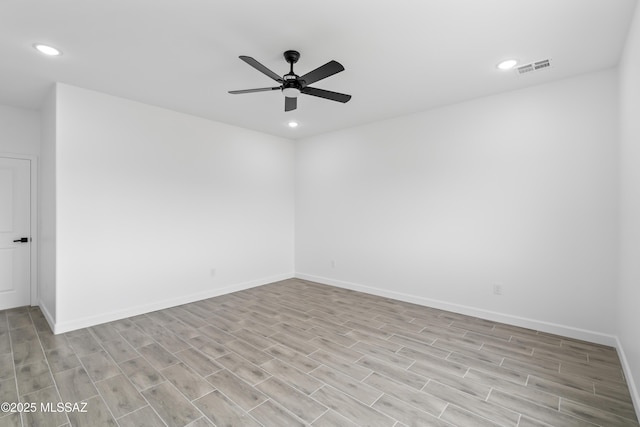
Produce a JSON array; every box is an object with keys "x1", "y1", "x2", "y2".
[
  {"x1": 295, "y1": 272, "x2": 618, "y2": 347},
  {"x1": 39, "y1": 301, "x2": 56, "y2": 333},
  {"x1": 615, "y1": 337, "x2": 640, "y2": 417},
  {"x1": 52, "y1": 272, "x2": 295, "y2": 334}
]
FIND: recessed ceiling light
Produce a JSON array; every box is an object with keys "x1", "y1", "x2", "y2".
[
  {"x1": 288, "y1": 121, "x2": 299, "y2": 128},
  {"x1": 497, "y1": 59, "x2": 518, "y2": 70},
  {"x1": 33, "y1": 44, "x2": 62, "y2": 56}
]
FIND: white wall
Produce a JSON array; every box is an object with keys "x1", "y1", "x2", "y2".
[
  {"x1": 0, "y1": 104, "x2": 40, "y2": 156},
  {"x1": 39, "y1": 87, "x2": 57, "y2": 323},
  {"x1": 53, "y1": 84, "x2": 295, "y2": 332},
  {"x1": 619, "y1": 0, "x2": 640, "y2": 411},
  {"x1": 296, "y1": 70, "x2": 619, "y2": 342}
]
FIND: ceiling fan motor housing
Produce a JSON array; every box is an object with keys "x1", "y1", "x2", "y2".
[
  {"x1": 282, "y1": 75, "x2": 303, "y2": 97},
  {"x1": 282, "y1": 51, "x2": 304, "y2": 97}
]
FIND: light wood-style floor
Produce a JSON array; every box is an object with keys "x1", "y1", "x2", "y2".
[{"x1": 1, "y1": 279, "x2": 638, "y2": 426}]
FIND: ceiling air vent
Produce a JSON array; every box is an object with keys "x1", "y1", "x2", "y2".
[{"x1": 517, "y1": 59, "x2": 551, "y2": 75}]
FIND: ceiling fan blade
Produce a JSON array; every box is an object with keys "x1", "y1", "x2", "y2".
[
  {"x1": 285, "y1": 97, "x2": 297, "y2": 111},
  {"x1": 300, "y1": 60, "x2": 344, "y2": 85},
  {"x1": 301, "y1": 87, "x2": 351, "y2": 103},
  {"x1": 228, "y1": 87, "x2": 281, "y2": 94},
  {"x1": 239, "y1": 56, "x2": 283, "y2": 82}
]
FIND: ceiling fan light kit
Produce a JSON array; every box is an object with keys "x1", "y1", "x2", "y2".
[
  {"x1": 282, "y1": 87, "x2": 301, "y2": 98},
  {"x1": 229, "y1": 50, "x2": 351, "y2": 112}
]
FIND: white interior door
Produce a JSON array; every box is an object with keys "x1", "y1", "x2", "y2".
[{"x1": 0, "y1": 157, "x2": 31, "y2": 310}]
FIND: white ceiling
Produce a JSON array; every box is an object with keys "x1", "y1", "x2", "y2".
[{"x1": 0, "y1": 0, "x2": 637, "y2": 139}]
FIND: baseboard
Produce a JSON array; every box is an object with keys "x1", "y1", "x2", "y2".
[
  {"x1": 615, "y1": 337, "x2": 640, "y2": 416},
  {"x1": 39, "y1": 301, "x2": 56, "y2": 333},
  {"x1": 295, "y1": 272, "x2": 618, "y2": 347},
  {"x1": 52, "y1": 272, "x2": 294, "y2": 334}
]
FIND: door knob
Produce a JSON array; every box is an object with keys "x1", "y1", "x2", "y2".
[{"x1": 13, "y1": 237, "x2": 29, "y2": 243}]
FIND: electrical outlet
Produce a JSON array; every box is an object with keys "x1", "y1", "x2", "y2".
[
  {"x1": 493, "y1": 284, "x2": 503, "y2": 295},
  {"x1": 331, "y1": 259, "x2": 336, "y2": 268}
]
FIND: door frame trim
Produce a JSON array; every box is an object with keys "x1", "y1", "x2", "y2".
[{"x1": 0, "y1": 153, "x2": 38, "y2": 306}]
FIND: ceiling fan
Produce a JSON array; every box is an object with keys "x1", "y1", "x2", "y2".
[{"x1": 229, "y1": 50, "x2": 351, "y2": 112}]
